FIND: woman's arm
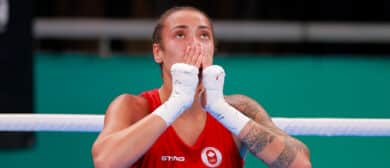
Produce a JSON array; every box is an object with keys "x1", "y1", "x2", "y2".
[
  {"x1": 92, "y1": 94, "x2": 167, "y2": 168},
  {"x1": 226, "y1": 94, "x2": 311, "y2": 168}
]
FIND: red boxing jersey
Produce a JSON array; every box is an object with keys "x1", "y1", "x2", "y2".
[{"x1": 131, "y1": 89, "x2": 244, "y2": 168}]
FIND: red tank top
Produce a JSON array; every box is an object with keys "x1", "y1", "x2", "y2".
[{"x1": 131, "y1": 89, "x2": 244, "y2": 168}]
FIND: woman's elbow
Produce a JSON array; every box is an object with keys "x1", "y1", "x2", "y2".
[
  {"x1": 92, "y1": 141, "x2": 138, "y2": 168},
  {"x1": 92, "y1": 143, "x2": 106, "y2": 168},
  {"x1": 290, "y1": 152, "x2": 312, "y2": 168},
  {"x1": 292, "y1": 140, "x2": 311, "y2": 168},
  {"x1": 92, "y1": 150, "x2": 122, "y2": 168},
  {"x1": 92, "y1": 142, "x2": 116, "y2": 168},
  {"x1": 93, "y1": 156, "x2": 114, "y2": 168},
  {"x1": 293, "y1": 159, "x2": 312, "y2": 168}
]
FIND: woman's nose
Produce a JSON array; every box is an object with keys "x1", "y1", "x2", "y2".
[{"x1": 187, "y1": 34, "x2": 200, "y2": 45}]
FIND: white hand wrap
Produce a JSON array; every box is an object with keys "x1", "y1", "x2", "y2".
[
  {"x1": 152, "y1": 63, "x2": 199, "y2": 125},
  {"x1": 202, "y1": 65, "x2": 250, "y2": 136}
]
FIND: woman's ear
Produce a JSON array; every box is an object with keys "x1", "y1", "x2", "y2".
[{"x1": 153, "y1": 43, "x2": 163, "y2": 64}]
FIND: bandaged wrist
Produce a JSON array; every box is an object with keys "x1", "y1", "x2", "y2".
[
  {"x1": 152, "y1": 98, "x2": 187, "y2": 125},
  {"x1": 206, "y1": 99, "x2": 250, "y2": 136},
  {"x1": 152, "y1": 63, "x2": 199, "y2": 125},
  {"x1": 203, "y1": 65, "x2": 250, "y2": 136}
]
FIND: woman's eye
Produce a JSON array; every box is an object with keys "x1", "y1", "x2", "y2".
[
  {"x1": 200, "y1": 33, "x2": 209, "y2": 40},
  {"x1": 176, "y1": 33, "x2": 185, "y2": 39}
]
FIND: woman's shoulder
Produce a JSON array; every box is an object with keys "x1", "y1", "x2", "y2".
[{"x1": 105, "y1": 93, "x2": 150, "y2": 123}]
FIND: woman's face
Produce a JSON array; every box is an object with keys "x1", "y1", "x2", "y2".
[{"x1": 154, "y1": 9, "x2": 215, "y2": 75}]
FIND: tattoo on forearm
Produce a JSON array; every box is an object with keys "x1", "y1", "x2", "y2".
[
  {"x1": 226, "y1": 95, "x2": 310, "y2": 167},
  {"x1": 269, "y1": 137, "x2": 298, "y2": 168},
  {"x1": 239, "y1": 100, "x2": 259, "y2": 120},
  {"x1": 242, "y1": 121, "x2": 276, "y2": 154}
]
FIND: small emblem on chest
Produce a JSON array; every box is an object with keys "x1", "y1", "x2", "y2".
[{"x1": 201, "y1": 147, "x2": 222, "y2": 167}]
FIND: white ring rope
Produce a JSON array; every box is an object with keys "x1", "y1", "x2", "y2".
[
  {"x1": 0, "y1": 114, "x2": 390, "y2": 136},
  {"x1": 0, "y1": 114, "x2": 104, "y2": 132}
]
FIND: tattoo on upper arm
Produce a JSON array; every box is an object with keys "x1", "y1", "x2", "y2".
[
  {"x1": 241, "y1": 121, "x2": 276, "y2": 155},
  {"x1": 226, "y1": 95, "x2": 270, "y2": 123},
  {"x1": 226, "y1": 95, "x2": 286, "y2": 135},
  {"x1": 269, "y1": 137, "x2": 298, "y2": 168}
]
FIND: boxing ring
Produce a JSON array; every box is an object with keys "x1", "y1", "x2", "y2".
[{"x1": 1, "y1": 114, "x2": 390, "y2": 136}]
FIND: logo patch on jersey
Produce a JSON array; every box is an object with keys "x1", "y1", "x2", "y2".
[
  {"x1": 161, "y1": 155, "x2": 185, "y2": 162},
  {"x1": 201, "y1": 147, "x2": 222, "y2": 167}
]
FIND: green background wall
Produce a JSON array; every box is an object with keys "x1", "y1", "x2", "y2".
[{"x1": 0, "y1": 53, "x2": 389, "y2": 167}]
